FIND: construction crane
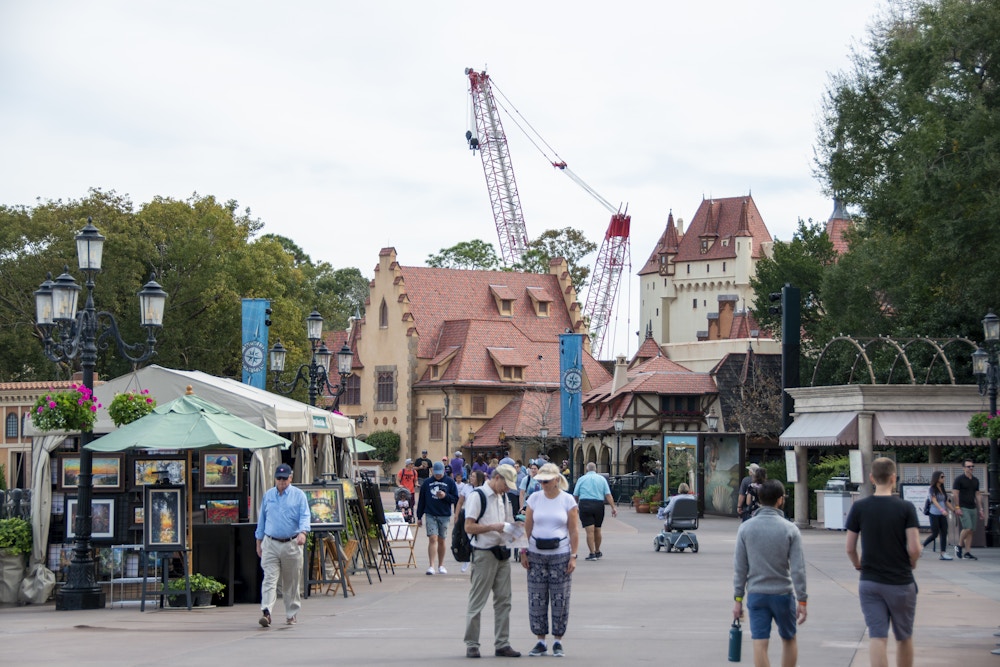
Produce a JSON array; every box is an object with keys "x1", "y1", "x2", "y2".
[
  {"x1": 464, "y1": 67, "x2": 631, "y2": 358},
  {"x1": 465, "y1": 68, "x2": 530, "y2": 266}
]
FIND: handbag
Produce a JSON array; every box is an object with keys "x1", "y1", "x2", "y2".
[
  {"x1": 534, "y1": 537, "x2": 562, "y2": 550},
  {"x1": 923, "y1": 495, "x2": 932, "y2": 516},
  {"x1": 490, "y1": 546, "x2": 511, "y2": 561}
]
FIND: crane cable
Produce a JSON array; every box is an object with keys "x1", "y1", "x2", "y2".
[{"x1": 491, "y1": 81, "x2": 617, "y2": 215}]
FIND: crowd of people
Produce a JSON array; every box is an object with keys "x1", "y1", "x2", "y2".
[{"x1": 254, "y1": 453, "x2": 987, "y2": 666}]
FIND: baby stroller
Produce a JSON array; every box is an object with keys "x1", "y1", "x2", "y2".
[
  {"x1": 394, "y1": 486, "x2": 414, "y2": 523},
  {"x1": 653, "y1": 496, "x2": 699, "y2": 553}
]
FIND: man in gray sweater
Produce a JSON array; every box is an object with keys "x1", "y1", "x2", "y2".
[{"x1": 733, "y1": 479, "x2": 808, "y2": 667}]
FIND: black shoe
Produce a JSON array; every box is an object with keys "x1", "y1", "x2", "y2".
[
  {"x1": 585, "y1": 553, "x2": 598, "y2": 561},
  {"x1": 466, "y1": 646, "x2": 481, "y2": 658},
  {"x1": 495, "y1": 646, "x2": 521, "y2": 658},
  {"x1": 595, "y1": 551, "x2": 603, "y2": 559},
  {"x1": 552, "y1": 641, "x2": 564, "y2": 657},
  {"x1": 955, "y1": 545, "x2": 963, "y2": 559},
  {"x1": 964, "y1": 551, "x2": 978, "y2": 560},
  {"x1": 528, "y1": 642, "x2": 547, "y2": 657}
]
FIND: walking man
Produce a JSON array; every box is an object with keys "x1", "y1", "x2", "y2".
[
  {"x1": 255, "y1": 463, "x2": 311, "y2": 627},
  {"x1": 572, "y1": 462, "x2": 617, "y2": 560},
  {"x1": 846, "y1": 457, "x2": 921, "y2": 667},
  {"x1": 952, "y1": 458, "x2": 983, "y2": 560},
  {"x1": 738, "y1": 463, "x2": 760, "y2": 521},
  {"x1": 463, "y1": 464, "x2": 522, "y2": 658},
  {"x1": 732, "y1": 479, "x2": 807, "y2": 667},
  {"x1": 416, "y1": 460, "x2": 458, "y2": 575}
]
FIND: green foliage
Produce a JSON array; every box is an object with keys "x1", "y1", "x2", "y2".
[
  {"x1": 167, "y1": 573, "x2": 225, "y2": 595},
  {"x1": 427, "y1": 240, "x2": 501, "y2": 270},
  {"x1": 365, "y1": 431, "x2": 401, "y2": 478},
  {"x1": 0, "y1": 464, "x2": 6, "y2": 491},
  {"x1": 640, "y1": 484, "x2": 662, "y2": 504},
  {"x1": 814, "y1": 0, "x2": 1000, "y2": 341},
  {"x1": 967, "y1": 412, "x2": 1000, "y2": 439},
  {"x1": 0, "y1": 517, "x2": 32, "y2": 555},
  {"x1": 808, "y1": 453, "x2": 851, "y2": 520},
  {"x1": 31, "y1": 384, "x2": 100, "y2": 432},
  {"x1": 511, "y1": 227, "x2": 597, "y2": 292},
  {"x1": 106, "y1": 389, "x2": 156, "y2": 427}
]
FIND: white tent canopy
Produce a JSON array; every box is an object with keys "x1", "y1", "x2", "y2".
[{"x1": 87, "y1": 365, "x2": 355, "y2": 437}]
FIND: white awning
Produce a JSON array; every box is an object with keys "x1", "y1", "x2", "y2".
[
  {"x1": 875, "y1": 411, "x2": 986, "y2": 447},
  {"x1": 779, "y1": 412, "x2": 858, "y2": 448}
]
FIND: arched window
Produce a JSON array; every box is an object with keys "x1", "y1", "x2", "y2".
[
  {"x1": 379, "y1": 299, "x2": 388, "y2": 328},
  {"x1": 6, "y1": 413, "x2": 18, "y2": 438}
]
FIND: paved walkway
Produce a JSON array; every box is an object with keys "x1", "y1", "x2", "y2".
[{"x1": 3, "y1": 497, "x2": 1000, "y2": 666}]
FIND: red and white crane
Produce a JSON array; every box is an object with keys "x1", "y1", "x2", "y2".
[{"x1": 464, "y1": 67, "x2": 631, "y2": 358}]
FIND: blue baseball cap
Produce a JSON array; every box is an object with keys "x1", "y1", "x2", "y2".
[
  {"x1": 432, "y1": 461, "x2": 445, "y2": 475},
  {"x1": 275, "y1": 464, "x2": 292, "y2": 479}
]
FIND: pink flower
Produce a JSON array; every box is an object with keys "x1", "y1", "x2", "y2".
[
  {"x1": 48, "y1": 401, "x2": 56, "y2": 409},
  {"x1": 37, "y1": 406, "x2": 44, "y2": 413},
  {"x1": 146, "y1": 398, "x2": 153, "y2": 404},
  {"x1": 89, "y1": 405, "x2": 97, "y2": 412}
]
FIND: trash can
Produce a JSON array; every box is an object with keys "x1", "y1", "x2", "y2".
[{"x1": 823, "y1": 477, "x2": 853, "y2": 531}]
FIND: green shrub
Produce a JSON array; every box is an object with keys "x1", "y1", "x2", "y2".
[
  {"x1": 365, "y1": 430, "x2": 401, "y2": 478},
  {"x1": 0, "y1": 517, "x2": 32, "y2": 555},
  {"x1": 167, "y1": 573, "x2": 225, "y2": 595}
]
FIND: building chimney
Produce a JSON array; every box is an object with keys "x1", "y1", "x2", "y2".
[{"x1": 612, "y1": 354, "x2": 629, "y2": 393}]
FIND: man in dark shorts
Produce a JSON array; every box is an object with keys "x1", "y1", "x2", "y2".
[
  {"x1": 733, "y1": 479, "x2": 807, "y2": 667},
  {"x1": 952, "y1": 458, "x2": 983, "y2": 560},
  {"x1": 846, "y1": 457, "x2": 921, "y2": 667},
  {"x1": 572, "y1": 462, "x2": 617, "y2": 561}
]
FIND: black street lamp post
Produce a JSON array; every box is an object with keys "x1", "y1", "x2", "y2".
[
  {"x1": 613, "y1": 416, "x2": 624, "y2": 476},
  {"x1": 539, "y1": 426, "x2": 548, "y2": 460},
  {"x1": 269, "y1": 310, "x2": 353, "y2": 409},
  {"x1": 972, "y1": 311, "x2": 1000, "y2": 547},
  {"x1": 35, "y1": 218, "x2": 168, "y2": 610}
]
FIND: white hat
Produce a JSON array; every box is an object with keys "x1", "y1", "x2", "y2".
[
  {"x1": 493, "y1": 464, "x2": 518, "y2": 491},
  {"x1": 534, "y1": 463, "x2": 569, "y2": 491}
]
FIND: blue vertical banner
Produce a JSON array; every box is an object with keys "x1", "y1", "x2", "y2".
[
  {"x1": 241, "y1": 298, "x2": 271, "y2": 388},
  {"x1": 559, "y1": 333, "x2": 583, "y2": 439}
]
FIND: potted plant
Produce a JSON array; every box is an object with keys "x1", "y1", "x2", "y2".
[
  {"x1": 31, "y1": 384, "x2": 101, "y2": 432},
  {"x1": 0, "y1": 517, "x2": 31, "y2": 605},
  {"x1": 107, "y1": 389, "x2": 157, "y2": 427},
  {"x1": 166, "y1": 573, "x2": 225, "y2": 607},
  {"x1": 968, "y1": 412, "x2": 1000, "y2": 440}
]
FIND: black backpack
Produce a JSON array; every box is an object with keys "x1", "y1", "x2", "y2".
[{"x1": 451, "y1": 489, "x2": 486, "y2": 563}]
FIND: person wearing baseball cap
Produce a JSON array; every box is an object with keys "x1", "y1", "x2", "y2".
[
  {"x1": 463, "y1": 463, "x2": 523, "y2": 658},
  {"x1": 417, "y1": 460, "x2": 459, "y2": 575},
  {"x1": 738, "y1": 463, "x2": 760, "y2": 521},
  {"x1": 414, "y1": 449, "x2": 433, "y2": 481},
  {"x1": 254, "y1": 463, "x2": 310, "y2": 628}
]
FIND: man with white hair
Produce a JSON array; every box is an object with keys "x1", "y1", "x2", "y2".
[{"x1": 738, "y1": 463, "x2": 760, "y2": 521}]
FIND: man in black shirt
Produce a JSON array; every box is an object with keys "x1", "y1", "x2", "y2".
[
  {"x1": 845, "y1": 457, "x2": 920, "y2": 667},
  {"x1": 414, "y1": 449, "x2": 432, "y2": 481},
  {"x1": 952, "y1": 459, "x2": 984, "y2": 560}
]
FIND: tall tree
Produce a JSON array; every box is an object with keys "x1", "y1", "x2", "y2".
[
  {"x1": 815, "y1": 0, "x2": 1000, "y2": 339},
  {"x1": 426, "y1": 239, "x2": 501, "y2": 270},
  {"x1": 512, "y1": 227, "x2": 596, "y2": 292}
]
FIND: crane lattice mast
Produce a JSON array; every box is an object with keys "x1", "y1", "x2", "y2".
[
  {"x1": 465, "y1": 68, "x2": 529, "y2": 266},
  {"x1": 584, "y1": 212, "x2": 631, "y2": 359}
]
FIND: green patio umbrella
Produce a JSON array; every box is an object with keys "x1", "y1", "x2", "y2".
[
  {"x1": 346, "y1": 437, "x2": 376, "y2": 454},
  {"x1": 86, "y1": 391, "x2": 291, "y2": 452}
]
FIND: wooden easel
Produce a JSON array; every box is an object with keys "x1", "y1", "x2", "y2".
[
  {"x1": 140, "y1": 549, "x2": 191, "y2": 611},
  {"x1": 303, "y1": 530, "x2": 350, "y2": 599}
]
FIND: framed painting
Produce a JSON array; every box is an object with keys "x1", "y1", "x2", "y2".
[
  {"x1": 132, "y1": 506, "x2": 144, "y2": 526},
  {"x1": 341, "y1": 479, "x2": 357, "y2": 500},
  {"x1": 66, "y1": 497, "x2": 116, "y2": 540},
  {"x1": 58, "y1": 453, "x2": 124, "y2": 492},
  {"x1": 300, "y1": 484, "x2": 346, "y2": 530},
  {"x1": 205, "y1": 499, "x2": 240, "y2": 525},
  {"x1": 200, "y1": 450, "x2": 241, "y2": 490},
  {"x1": 134, "y1": 458, "x2": 186, "y2": 487},
  {"x1": 144, "y1": 485, "x2": 186, "y2": 551}
]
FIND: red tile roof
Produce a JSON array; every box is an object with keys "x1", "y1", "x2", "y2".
[
  {"x1": 673, "y1": 195, "x2": 772, "y2": 262},
  {"x1": 638, "y1": 211, "x2": 682, "y2": 276},
  {"x1": 470, "y1": 390, "x2": 560, "y2": 448}
]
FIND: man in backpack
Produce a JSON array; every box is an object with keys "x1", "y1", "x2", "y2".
[
  {"x1": 463, "y1": 464, "x2": 522, "y2": 659},
  {"x1": 738, "y1": 463, "x2": 759, "y2": 522}
]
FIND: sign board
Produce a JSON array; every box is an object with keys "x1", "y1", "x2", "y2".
[
  {"x1": 632, "y1": 439, "x2": 658, "y2": 448},
  {"x1": 899, "y1": 483, "x2": 931, "y2": 528},
  {"x1": 785, "y1": 450, "x2": 798, "y2": 483}
]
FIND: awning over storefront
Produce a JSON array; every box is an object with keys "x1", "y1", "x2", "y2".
[
  {"x1": 778, "y1": 411, "x2": 858, "y2": 448},
  {"x1": 875, "y1": 411, "x2": 986, "y2": 446}
]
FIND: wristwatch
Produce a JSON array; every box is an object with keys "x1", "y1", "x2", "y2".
[{"x1": 571, "y1": 554, "x2": 578, "y2": 559}]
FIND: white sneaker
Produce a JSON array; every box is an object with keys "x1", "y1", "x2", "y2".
[
  {"x1": 461, "y1": 562, "x2": 469, "y2": 572},
  {"x1": 438, "y1": 566, "x2": 448, "y2": 574},
  {"x1": 425, "y1": 567, "x2": 435, "y2": 575}
]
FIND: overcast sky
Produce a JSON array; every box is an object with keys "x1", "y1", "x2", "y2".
[{"x1": 0, "y1": 1, "x2": 881, "y2": 358}]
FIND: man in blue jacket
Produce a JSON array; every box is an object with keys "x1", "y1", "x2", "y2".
[
  {"x1": 733, "y1": 479, "x2": 807, "y2": 667},
  {"x1": 417, "y1": 461, "x2": 459, "y2": 575}
]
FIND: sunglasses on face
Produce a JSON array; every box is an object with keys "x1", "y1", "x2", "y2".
[{"x1": 965, "y1": 465, "x2": 975, "y2": 469}]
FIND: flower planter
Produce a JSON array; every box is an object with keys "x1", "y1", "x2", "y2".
[
  {"x1": 636, "y1": 503, "x2": 650, "y2": 514},
  {"x1": 0, "y1": 550, "x2": 26, "y2": 605}
]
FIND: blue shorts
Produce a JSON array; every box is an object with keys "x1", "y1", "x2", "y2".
[
  {"x1": 746, "y1": 593, "x2": 797, "y2": 640},
  {"x1": 858, "y1": 580, "x2": 917, "y2": 641},
  {"x1": 424, "y1": 514, "x2": 449, "y2": 538}
]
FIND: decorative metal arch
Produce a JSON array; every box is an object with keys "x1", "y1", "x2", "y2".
[{"x1": 811, "y1": 335, "x2": 978, "y2": 386}]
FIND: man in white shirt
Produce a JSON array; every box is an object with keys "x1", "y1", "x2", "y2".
[{"x1": 462, "y1": 464, "x2": 522, "y2": 659}]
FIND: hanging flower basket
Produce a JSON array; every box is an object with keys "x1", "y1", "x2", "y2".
[
  {"x1": 107, "y1": 389, "x2": 157, "y2": 427},
  {"x1": 31, "y1": 384, "x2": 100, "y2": 433},
  {"x1": 968, "y1": 412, "x2": 1000, "y2": 440}
]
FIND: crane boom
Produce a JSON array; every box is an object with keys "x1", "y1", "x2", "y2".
[
  {"x1": 584, "y1": 212, "x2": 631, "y2": 359},
  {"x1": 465, "y1": 68, "x2": 529, "y2": 266}
]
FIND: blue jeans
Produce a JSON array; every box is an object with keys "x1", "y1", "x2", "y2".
[{"x1": 746, "y1": 592, "x2": 797, "y2": 640}]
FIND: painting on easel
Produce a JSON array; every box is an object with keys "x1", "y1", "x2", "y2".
[
  {"x1": 144, "y1": 484, "x2": 186, "y2": 551},
  {"x1": 300, "y1": 484, "x2": 346, "y2": 529}
]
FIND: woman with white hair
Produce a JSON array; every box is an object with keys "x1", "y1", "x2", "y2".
[{"x1": 520, "y1": 463, "x2": 579, "y2": 657}]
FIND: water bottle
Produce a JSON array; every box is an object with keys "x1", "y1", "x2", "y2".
[{"x1": 728, "y1": 618, "x2": 742, "y2": 662}]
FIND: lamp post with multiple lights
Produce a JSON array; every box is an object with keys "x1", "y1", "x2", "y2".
[
  {"x1": 972, "y1": 311, "x2": 1000, "y2": 547},
  {"x1": 269, "y1": 310, "x2": 353, "y2": 409},
  {"x1": 35, "y1": 218, "x2": 168, "y2": 610}
]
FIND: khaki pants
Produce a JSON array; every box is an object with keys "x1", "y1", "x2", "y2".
[
  {"x1": 260, "y1": 536, "x2": 303, "y2": 620},
  {"x1": 464, "y1": 548, "x2": 512, "y2": 649}
]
